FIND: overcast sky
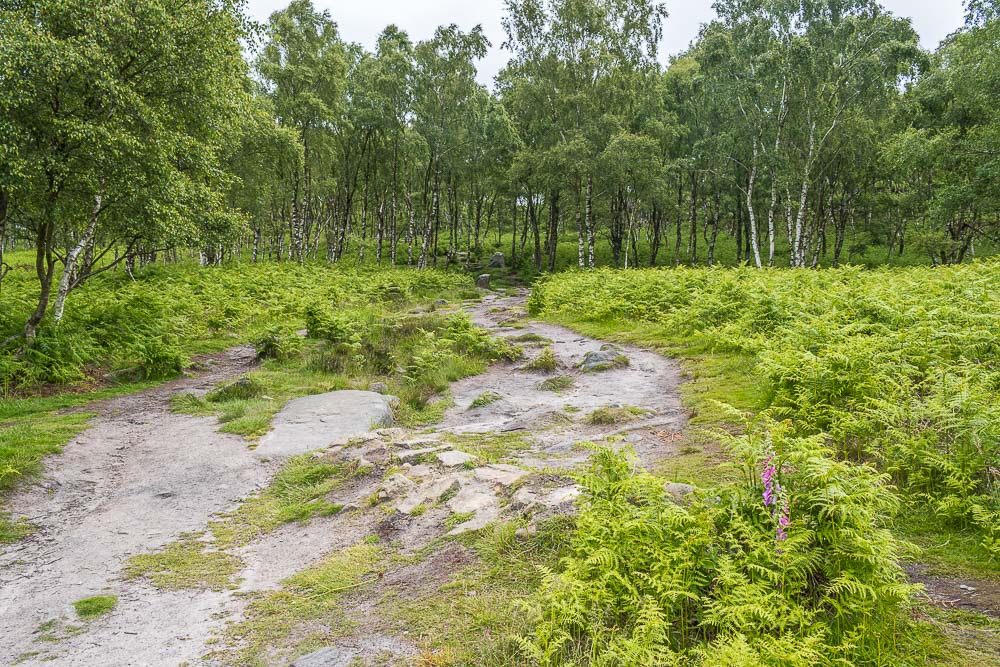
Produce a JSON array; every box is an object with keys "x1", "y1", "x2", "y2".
[{"x1": 245, "y1": 0, "x2": 968, "y2": 88}]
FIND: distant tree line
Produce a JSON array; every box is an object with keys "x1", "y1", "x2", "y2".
[{"x1": 2, "y1": 0, "x2": 999, "y2": 340}]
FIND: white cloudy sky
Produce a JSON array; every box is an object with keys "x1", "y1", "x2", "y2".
[{"x1": 245, "y1": 0, "x2": 967, "y2": 87}]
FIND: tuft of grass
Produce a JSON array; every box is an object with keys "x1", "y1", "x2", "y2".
[
  {"x1": 207, "y1": 376, "x2": 264, "y2": 402},
  {"x1": 510, "y1": 333, "x2": 552, "y2": 345},
  {"x1": 443, "y1": 432, "x2": 532, "y2": 464},
  {"x1": 444, "y1": 511, "x2": 476, "y2": 530},
  {"x1": 586, "y1": 405, "x2": 647, "y2": 425},
  {"x1": 210, "y1": 543, "x2": 383, "y2": 666},
  {"x1": 538, "y1": 375, "x2": 574, "y2": 392},
  {"x1": 124, "y1": 536, "x2": 243, "y2": 591},
  {"x1": 469, "y1": 391, "x2": 502, "y2": 409},
  {"x1": 523, "y1": 347, "x2": 557, "y2": 373},
  {"x1": 211, "y1": 454, "x2": 355, "y2": 548},
  {"x1": 73, "y1": 595, "x2": 118, "y2": 620}
]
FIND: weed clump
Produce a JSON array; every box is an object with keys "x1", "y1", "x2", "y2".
[
  {"x1": 207, "y1": 376, "x2": 263, "y2": 402},
  {"x1": 72, "y1": 595, "x2": 118, "y2": 620},
  {"x1": 469, "y1": 391, "x2": 502, "y2": 409},
  {"x1": 538, "y1": 375, "x2": 574, "y2": 392},
  {"x1": 586, "y1": 405, "x2": 646, "y2": 425},
  {"x1": 524, "y1": 347, "x2": 558, "y2": 373}
]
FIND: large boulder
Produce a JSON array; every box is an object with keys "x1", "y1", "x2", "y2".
[
  {"x1": 255, "y1": 390, "x2": 395, "y2": 458},
  {"x1": 476, "y1": 273, "x2": 491, "y2": 289},
  {"x1": 488, "y1": 252, "x2": 505, "y2": 268}
]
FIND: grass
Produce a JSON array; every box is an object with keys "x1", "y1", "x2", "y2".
[
  {"x1": 586, "y1": 405, "x2": 647, "y2": 425},
  {"x1": 210, "y1": 454, "x2": 357, "y2": 548},
  {"x1": 469, "y1": 391, "x2": 502, "y2": 409},
  {"x1": 444, "y1": 511, "x2": 476, "y2": 530},
  {"x1": 72, "y1": 594, "x2": 118, "y2": 620},
  {"x1": 377, "y1": 518, "x2": 574, "y2": 664},
  {"x1": 443, "y1": 432, "x2": 532, "y2": 464},
  {"x1": 538, "y1": 374, "x2": 574, "y2": 392},
  {"x1": 210, "y1": 542, "x2": 384, "y2": 666},
  {"x1": 523, "y1": 347, "x2": 557, "y2": 373},
  {"x1": 124, "y1": 535, "x2": 244, "y2": 591},
  {"x1": 510, "y1": 333, "x2": 552, "y2": 345}
]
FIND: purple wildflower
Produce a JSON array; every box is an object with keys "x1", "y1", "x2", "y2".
[{"x1": 761, "y1": 451, "x2": 791, "y2": 544}]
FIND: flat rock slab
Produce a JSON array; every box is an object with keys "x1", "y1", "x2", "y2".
[
  {"x1": 256, "y1": 391, "x2": 395, "y2": 458},
  {"x1": 437, "y1": 450, "x2": 477, "y2": 467},
  {"x1": 474, "y1": 463, "x2": 529, "y2": 486},
  {"x1": 396, "y1": 444, "x2": 452, "y2": 461}
]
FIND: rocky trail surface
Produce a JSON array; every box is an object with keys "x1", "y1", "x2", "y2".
[{"x1": 0, "y1": 289, "x2": 689, "y2": 666}]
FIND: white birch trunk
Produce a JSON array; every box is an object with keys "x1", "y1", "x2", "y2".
[{"x1": 54, "y1": 193, "x2": 101, "y2": 323}]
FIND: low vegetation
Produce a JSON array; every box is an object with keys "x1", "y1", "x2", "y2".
[
  {"x1": 124, "y1": 536, "x2": 244, "y2": 591},
  {"x1": 72, "y1": 595, "x2": 118, "y2": 621},
  {"x1": 531, "y1": 263, "x2": 1000, "y2": 561},
  {"x1": 524, "y1": 347, "x2": 558, "y2": 373}
]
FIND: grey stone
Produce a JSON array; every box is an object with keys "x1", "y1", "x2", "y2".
[
  {"x1": 488, "y1": 252, "x2": 505, "y2": 268},
  {"x1": 476, "y1": 273, "x2": 491, "y2": 289},
  {"x1": 579, "y1": 348, "x2": 630, "y2": 372},
  {"x1": 437, "y1": 450, "x2": 477, "y2": 467},
  {"x1": 434, "y1": 298, "x2": 449, "y2": 306},
  {"x1": 515, "y1": 524, "x2": 538, "y2": 539},
  {"x1": 474, "y1": 464, "x2": 529, "y2": 487},
  {"x1": 290, "y1": 646, "x2": 352, "y2": 667},
  {"x1": 256, "y1": 391, "x2": 396, "y2": 458},
  {"x1": 379, "y1": 474, "x2": 417, "y2": 500},
  {"x1": 370, "y1": 381, "x2": 389, "y2": 394},
  {"x1": 510, "y1": 488, "x2": 543, "y2": 514},
  {"x1": 447, "y1": 506, "x2": 500, "y2": 535},
  {"x1": 447, "y1": 484, "x2": 496, "y2": 514},
  {"x1": 396, "y1": 444, "x2": 452, "y2": 462},
  {"x1": 545, "y1": 485, "x2": 581, "y2": 506},
  {"x1": 396, "y1": 476, "x2": 462, "y2": 514},
  {"x1": 664, "y1": 482, "x2": 696, "y2": 504}
]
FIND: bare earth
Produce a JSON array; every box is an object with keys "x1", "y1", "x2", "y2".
[{"x1": 0, "y1": 290, "x2": 690, "y2": 666}]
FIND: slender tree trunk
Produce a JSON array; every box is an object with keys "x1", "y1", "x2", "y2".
[
  {"x1": 793, "y1": 122, "x2": 816, "y2": 267},
  {"x1": 586, "y1": 174, "x2": 595, "y2": 268},
  {"x1": 54, "y1": 193, "x2": 103, "y2": 323},
  {"x1": 576, "y1": 181, "x2": 585, "y2": 269},
  {"x1": 0, "y1": 189, "x2": 8, "y2": 290},
  {"x1": 24, "y1": 190, "x2": 59, "y2": 342},
  {"x1": 674, "y1": 176, "x2": 683, "y2": 265},
  {"x1": 745, "y1": 139, "x2": 763, "y2": 268},
  {"x1": 688, "y1": 172, "x2": 699, "y2": 264}
]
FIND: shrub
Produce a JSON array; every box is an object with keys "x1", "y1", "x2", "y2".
[
  {"x1": 530, "y1": 261, "x2": 1000, "y2": 556},
  {"x1": 517, "y1": 421, "x2": 914, "y2": 665}
]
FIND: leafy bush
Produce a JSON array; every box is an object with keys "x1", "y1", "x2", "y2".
[
  {"x1": 531, "y1": 262, "x2": 1000, "y2": 555},
  {"x1": 0, "y1": 262, "x2": 471, "y2": 393},
  {"x1": 517, "y1": 421, "x2": 914, "y2": 665}
]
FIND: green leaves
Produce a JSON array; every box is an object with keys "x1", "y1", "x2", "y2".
[{"x1": 520, "y1": 431, "x2": 913, "y2": 665}]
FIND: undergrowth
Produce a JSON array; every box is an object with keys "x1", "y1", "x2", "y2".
[
  {"x1": 530, "y1": 263, "x2": 1000, "y2": 562},
  {"x1": 515, "y1": 432, "x2": 918, "y2": 665}
]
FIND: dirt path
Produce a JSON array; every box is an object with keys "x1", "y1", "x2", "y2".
[
  {"x1": 0, "y1": 290, "x2": 689, "y2": 666},
  {"x1": 0, "y1": 346, "x2": 272, "y2": 664}
]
